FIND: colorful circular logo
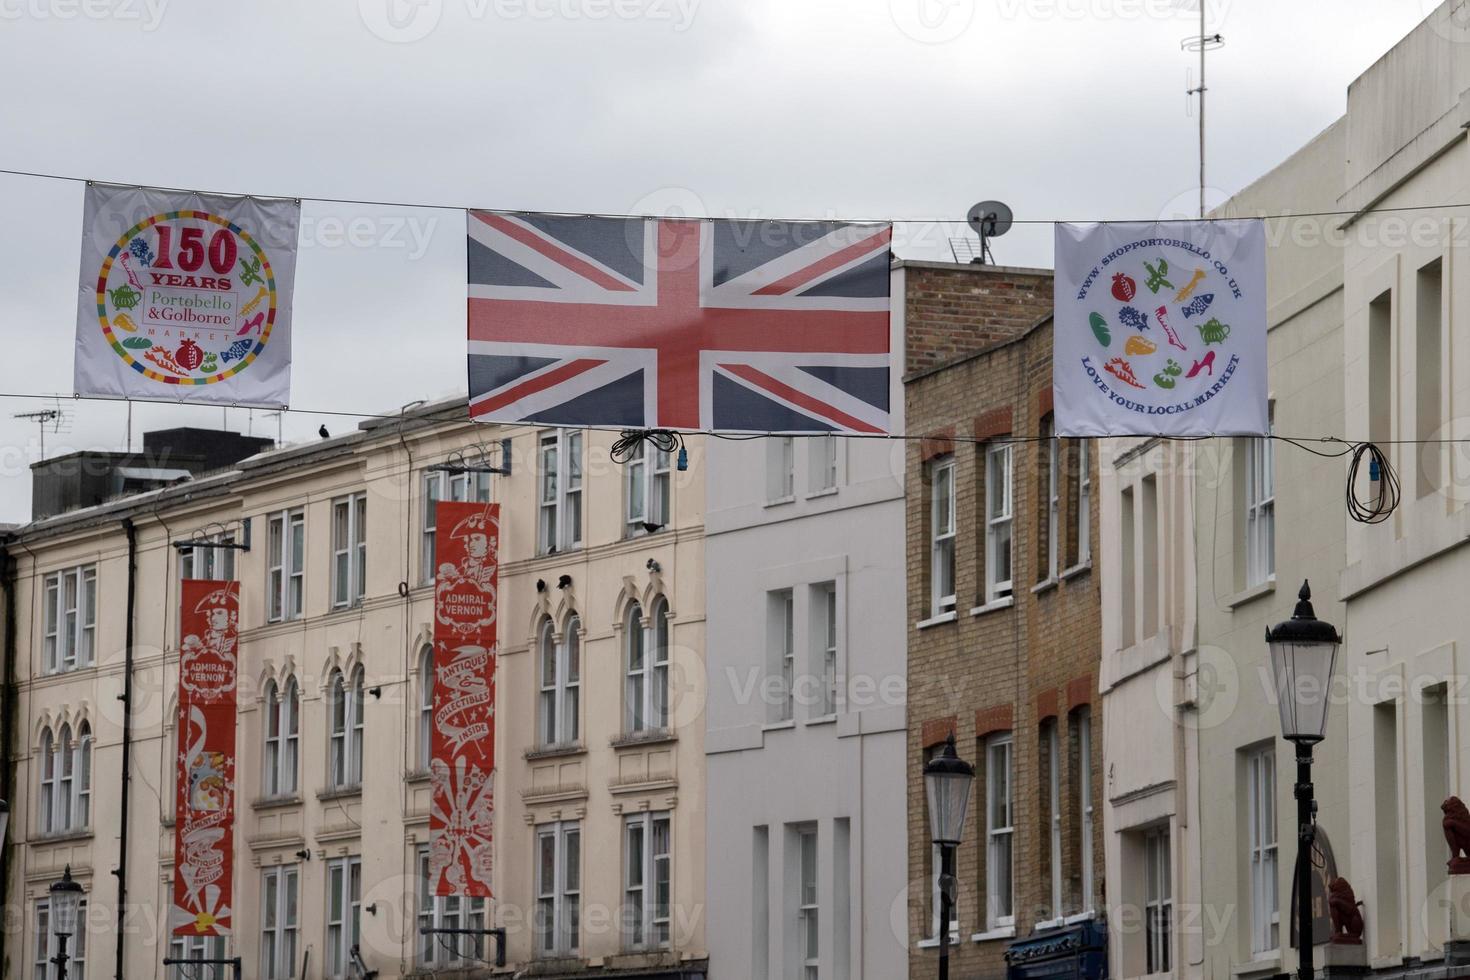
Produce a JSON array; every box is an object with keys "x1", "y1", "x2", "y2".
[
  {"x1": 1074, "y1": 235, "x2": 1250, "y2": 418},
  {"x1": 94, "y1": 210, "x2": 277, "y2": 386}
]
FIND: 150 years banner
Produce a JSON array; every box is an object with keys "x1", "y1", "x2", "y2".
[
  {"x1": 429, "y1": 502, "x2": 499, "y2": 896},
  {"x1": 173, "y1": 581, "x2": 240, "y2": 937},
  {"x1": 75, "y1": 183, "x2": 299, "y2": 408}
]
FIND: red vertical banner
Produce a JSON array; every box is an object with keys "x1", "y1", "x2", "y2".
[
  {"x1": 172, "y1": 580, "x2": 239, "y2": 936},
  {"x1": 430, "y1": 502, "x2": 499, "y2": 896}
]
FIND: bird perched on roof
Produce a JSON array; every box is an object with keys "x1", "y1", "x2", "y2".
[{"x1": 319, "y1": 425, "x2": 330, "y2": 439}]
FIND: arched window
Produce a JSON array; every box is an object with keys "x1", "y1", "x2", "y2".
[
  {"x1": 57, "y1": 724, "x2": 74, "y2": 831},
  {"x1": 328, "y1": 668, "x2": 365, "y2": 789},
  {"x1": 418, "y1": 646, "x2": 434, "y2": 771},
  {"x1": 38, "y1": 723, "x2": 90, "y2": 833},
  {"x1": 75, "y1": 722, "x2": 92, "y2": 828},
  {"x1": 264, "y1": 679, "x2": 299, "y2": 797},
  {"x1": 539, "y1": 618, "x2": 581, "y2": 747},
  {"x1": 38, "y1": 728, "x2": 55, "y2": 833},
  {"x1": 625, "y1": 602, "x2": 669, "y2": 734},
  {"x1": 650, "y1": 599, "x2": 670, "y2": 730},
  {"x1": 624, "y1": 603, "x2": 644, "y2": 733}
]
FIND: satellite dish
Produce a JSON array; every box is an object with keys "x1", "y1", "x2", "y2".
[{"x1": 965, "y1": 201, "x2": 1013, "y2": 264}]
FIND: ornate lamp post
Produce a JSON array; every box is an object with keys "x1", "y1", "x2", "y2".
[
  {"x1": 924, "y1": 734, "x2": 975, "y2": 980},
  {"x1": 49, "y1": 865, "x2": 83, "y2": 980},
  {"x1": 1266, "y1": 581, "x2": 1342, "y2": 980}
]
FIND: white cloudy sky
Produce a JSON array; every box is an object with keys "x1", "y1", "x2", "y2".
[{"x1": 0, "y1": 0, "x2": 1437, "y2": 521}]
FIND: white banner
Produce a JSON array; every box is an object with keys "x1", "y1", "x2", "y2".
[
  {"x1": 1053, "y1": 220, "x2": 1268, "y2": 437},
  {"x1": 75, "y1": 183, "x2": 299, "y2": 408}
]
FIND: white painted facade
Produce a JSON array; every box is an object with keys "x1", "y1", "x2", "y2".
[{"x1": 702, "y1": 269, "x2": 907, "y2": 979}]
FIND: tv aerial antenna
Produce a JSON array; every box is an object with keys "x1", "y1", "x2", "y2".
[
  {"x1": 1182, "y1": 1, "x2": 1225, "y2": 218},
  {"x1": 956, "y1": 201, "x2": 1013, "y2": 265},
  {"x1": 13, "y1": 398, "x2": 72, "y2": 460}
]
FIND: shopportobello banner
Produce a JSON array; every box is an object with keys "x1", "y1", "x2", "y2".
[
  {"x1": 1053, "y1": 220, "x2": 1268, "y2": 437},
  {"x1": 466, "y1": 212, "x2": 893, "y2": 433},
  {"x1": 429, "y1": 501, "x2": 499, "y2": 896},
  {"x1": 75, "y1": 183, "x2": 299, "y2": 408},
  {"x1": 173, "y1": 580, "x2": 240, "y2": 937}
]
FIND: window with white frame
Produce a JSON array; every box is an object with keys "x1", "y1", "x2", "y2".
[
  {"x1": 1076, "y1": 707, "x2": 1095, "y2": 913},
  {"x1": 331, "y1": 493, "x2": 367, "y2": 609},
  {"x1": 35, "y1": 897, "x2": 86, "y2": 980},
  {"x1": 261, "y1": 865, "x2": 299, "y2": 980},
  {"x1": 929, "y1": 457, "x2": 956, "y2": 616},
  {"x1": 267, "y1": 509, "x2": 305, "y2": 622},
  {"x1": 1247, "y1": 746, "x2": 1279, "y2": 954},
  {"x1": 985, "y1": 732, "x2": 1014, "y2": 931},
  {"x1": 799, "y1": 826, "x2": 819, "y2": 980},
  {"x1": 417, "y1": 645, "x2": 434, "y2": 771},
  {"x1": 809, "y1": 437, "x2": 837, "y2": 494},
  {"x1": 985, "y1": 443, "x2": 1014, "y2": 602},
  {"x1": 1045, "y1": 721, "x2": 1062, "y2": 920},
  {"x1": 626, "y1": 441, "x2": 672, "y2": 534},
  {"x1": 1075, "y1": 439, "x2": 1092, "y2": 566},
  {"x1": 624, "y1": 811, "x2": 671, "y2": 950},
  {"x1": 1044, "y1": 423, "x2": 1060, "y2": 581},
  {"x1": 422, "y1": 469, "x2": 491, "y2": 584},
  {"x1": 262, "y1": 679, "x2": 299, "y2": 798},
  {"x1": 1245, "y1": 424, "x2": 1275, "y2": 588},
  {"x1": 538, "y1": 429, "x2": 584, "y2": 554},
  {"x1": 814, "y1": 584, "x2": 838, "y2": 718},
  {"x1": 624, "y1": 599, "x2": 670, "y2": 733},
  {"x1": 180, "y1": 534, "x2": 235, "y2": 582},
  {"x1": 1145, "y1": 827, "x2": 1172, "y2": 974},
  {"x1": 768, "y1": 437, "x2": 795, "y2": 501},
  {"x1": 416, "y1": 844, "x2": 487, "y2": 967},
  {"x1": 771, "y1": 590, "x2": 795, "y2": 723},
  {"x1": 168, "y1": 934, "x2": 226, "y2": 980},
  {"x1": 539, "y1": 617, "x2": 581, "y2": 747},
  {"x1": 536, "y1": 821, "x2": 581, "y2": 958},
  {"x1": 328, "y1": 668, "x2": 365, "y2": 789},
  {"x1": 43, "y1": 565, "x2": 96, "y2": 674},
  {"x1": 325, "y1": 855, "x2": 361, "y2": 979},
  {"x1": 38, "y1": 721, "x2": 90, "y2": 834}
]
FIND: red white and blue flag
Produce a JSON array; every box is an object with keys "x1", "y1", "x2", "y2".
[{"x1": 466, "y1": 212, "x2": 893, "y2": 433}]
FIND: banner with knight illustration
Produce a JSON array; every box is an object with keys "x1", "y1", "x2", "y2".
[
  {"x1": 429, "y1": 501, "x2": 499, "y2": 896},
  {"x1": 1053, "y1": 219, "x2": 1268, "y2": 437},
  {"x1": 74, "y1": 182, "x2": 298, "y2": 408},
  {"x1": 172, "y1": 580, "x2": 240, "y2": 937}
]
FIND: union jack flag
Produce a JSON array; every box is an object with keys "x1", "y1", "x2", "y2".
[{"x1": 466, "y1": 212, "x2": 893, "y2": 432}]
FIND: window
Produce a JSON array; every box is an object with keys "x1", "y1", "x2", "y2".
[
  {"x1": 34, "y1": 897, "x2": 86, "y2": 980},
  {"x1": 1045, "y1": 721, "x2": 1062, "y2": 920},
  {"x1": 768, "y1": 437, "x2": 795, "y2": 501},
  {"x1": 1245, "y1": 424, "x2": 1275, "y2": 588},
  {"x1": 538, "y1": 617, "x2": 581, "y2": 746},
  {"x1": 799, "y1": 827, "x2": 819, "y2": 980},
  {"x1": 328, "y1": 668, "x2": 365, "y2": 789},
  {"x1": 536, "y1": 821, "x2": 581, "y2": 957},
  {"x1": 1043, "y1": 423, "x2": 1059, "y2": 581},
  {"x1": 331, "y1": 492, "x2": 367, "y2": 609},
  {"x1": 325, "y1": 856, "x2": 362, "y2": 979},
  {"x1": 261, "y1": 865, "x2": 299, "y2": 979},
  {"x1": 423, "y1": 469, "x2": 492, "y2": 583},
  {"x1": 1145, "y1": 827, "x2": 1172, "y2": 974},
  {"x1": 38, "y1": 722, "x2": 90, "y2": 834},
  {"x1": 538, "y1": 430, "x2": 584, "y2": 554},
  {"x1": 180, "y1": 534, "x2": 236, "y2": 582},
  {"x1": 1418, "y1": 258, "x2": 1444, "y2": 496},
  {"x1": 815, "y1": 584, "x2": 838, "y2": 718},
  {"x1": 624, "y1": 811, "x2": 672, "y2": 950},
  {"x1": 985, "y1": 733, "x2": 1014, "y2": 931},
  {"x1": 929, "y1": 457, "x2": 956, "y2": 616},
  {"x1": 417, "y1": 645, "x2": 434, "y2": 771},
  {"x1": 809, "y1": 437, "x2": 837, "y2": 494},
  {"x1": 1247, "y1": 747, "x2": 1278, "y2": 954},
  {"x1": 416, "y1": 844, "x2": 487, "y2": 967},
  {"x1": 985, "y1": 443, "x2": 1014, "y2": 602},
  {"x1": 625, "y1": 600, "x2": 670, "y2": 734},
  {"x1": 1076, "y1": 439, "x2": 1091, "y2": 565},
  {"x1": 263, "y1": 679, "x2": 299, "y2": 798},
  {"x1": 42, "y1": 565, "x2": 96, "y2": 673},
  {"x1": 168, "y1": 934, "x2": 225, "y2": 980},
  {"x1": 1076, "y1": 708, "x2": 1095, "y2": 913},
  {"x1": 626, "y1": 441, "x2": 672, "y2": 534},
  {"x1": 772, "y1": 591, "x2": 795, "y2": 723},
  {"x1": 267, "y1": 509, "x2": 305, "y2": 622}
]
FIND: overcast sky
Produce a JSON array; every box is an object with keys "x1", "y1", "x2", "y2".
[{"x1": 0, "y1": 0, "x2": 1437, "y2": 522}]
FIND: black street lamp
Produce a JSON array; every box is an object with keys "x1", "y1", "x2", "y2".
[
  {"x1": 924, "y1": 734, "x2": 975, "y2": 980},
  {"x1": 1266, "y1": 581, "x2": 1342, "y2": 980},
  {"x1": 48, "y1": 865, "x2": 83, "y2": 980}
]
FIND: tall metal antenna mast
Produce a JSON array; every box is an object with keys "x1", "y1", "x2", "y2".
[
  {"x1": 13, "y1": 409, "x2": 60, "y2": 460},
  {"x1": 1183, "y1": 3, "x2": 1224, "y2": 219}
]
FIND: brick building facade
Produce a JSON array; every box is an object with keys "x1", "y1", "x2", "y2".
[{"x1": 902, "y1": 262, "x2": 1104, "y2": 979}]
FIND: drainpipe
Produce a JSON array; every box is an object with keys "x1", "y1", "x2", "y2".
[
  {"x1": 113, "y1": 517, "x2": 137, "y2": 980},
  {"x1": 0, "y1": 539, "x2": 18, "y2": 975}
]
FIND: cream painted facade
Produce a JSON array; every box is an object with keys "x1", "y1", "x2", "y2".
[{"x1": 1, "y1": 400, "x2": 709, "y2": 979}]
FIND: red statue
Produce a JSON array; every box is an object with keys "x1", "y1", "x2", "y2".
[
  {"x1": 1327, "y1": 877, "x2": 1363, "y2": 945},
  {"x1": 1444, "y1": 796, "x2": 1470, "y2": 873}
]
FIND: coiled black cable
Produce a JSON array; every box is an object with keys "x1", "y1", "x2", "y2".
[
  {"x1": 1346, "y1": 441, "x2": 1399, "y2": 524},
  {"x1": 610, "y1": 428, "x2": 685, "y2": 465}
]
